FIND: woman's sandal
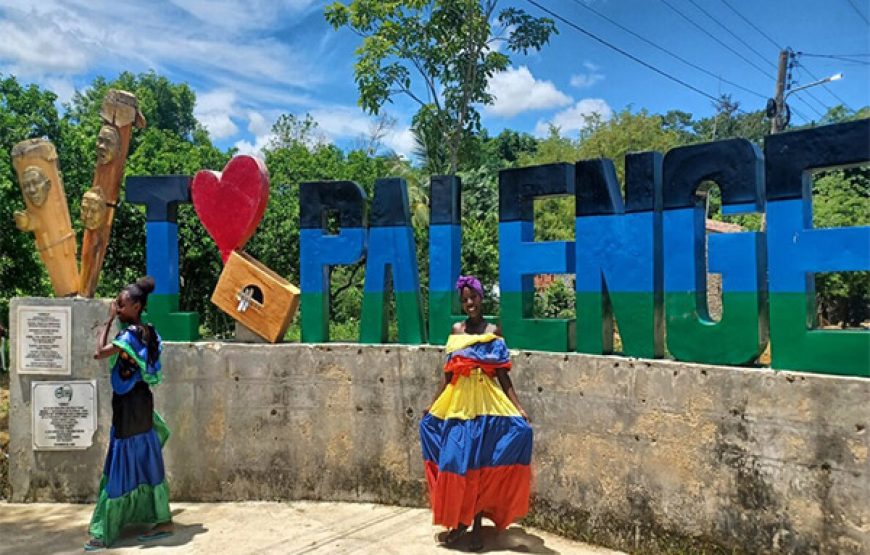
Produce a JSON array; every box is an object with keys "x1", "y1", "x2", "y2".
[
  {"x1": 437, "y1": 525, "x2": 468, "y2": 546},
  {"x1": 468, "y1": 535, "x2": 484, "y2": 552},
  {"x1": 83, "y1": 538, "x2": 106, "y2": 552},
  {"x1": 137, "y1": 527, "x2": 174, "y2": 542}
]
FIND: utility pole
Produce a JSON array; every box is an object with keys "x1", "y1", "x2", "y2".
[{"x1": 770, "y1": 49, "x2": 789, "y2": 134}]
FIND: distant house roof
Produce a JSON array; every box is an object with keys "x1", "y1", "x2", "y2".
[{"x1": 705, "y1": 219, "x2": 745, "y2": 233}]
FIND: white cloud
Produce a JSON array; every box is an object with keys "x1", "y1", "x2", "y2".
[
  {"x1": 382, "y1": 126, "x2": 416, "y2": 159},
  {"x1": 194, "y1": 89, "x2": 240, "y2": 139},
  {"x1": 0, "y1": 18, "x2": 91, "y2": 74},
  {"x1": 168, "y1": 0, "x2": 319, "y2": 32},
  {"x1": 246, "y1": 111, "x2": 272, "y2": 136},
  {"x1": 234, "y1": 134, "x2": 273, "y2": 156},
  {"x1": 0, "y1": 0, "x2": 323, "y2": 115},
  {"x1": 0, "y1": 0, "x2": 411, "y2": 156},
  {"x1": 44, "y1": 77, "x2": 77, "y2": 105},
  {"x1": 570, "y1": 62, "x2": 605, "y2": 89},
  {"x1": 534, "y1": 98, "x2": 613, "y2": 136},
  {"x1": 485, "y1": 66, "x2": 571, "y2": 117},
  {"x1": 308, "y1": 105, "x2": 416, "y2": 158},
  {"x1": 309, "y1": 106, "x2": 371, "y2": 138}
]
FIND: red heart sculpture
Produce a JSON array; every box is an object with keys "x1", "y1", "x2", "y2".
[{"x1": 191, "y1": 155, "x2": 270, "y2": 263}]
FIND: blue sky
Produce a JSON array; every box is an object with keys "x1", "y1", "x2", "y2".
[{"x1": 0, "y1": 0, "x2": 866, "y2": 158}]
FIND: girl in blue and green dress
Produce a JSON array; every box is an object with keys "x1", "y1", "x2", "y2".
[{"x1": 85, "y1": 276, "x2": 173, "y2": 551}]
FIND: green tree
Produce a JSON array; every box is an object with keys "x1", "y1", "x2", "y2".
[
  {"x1": 324, "y1": 0, "x2": 557, "y2": 173},
  {"x1": 692, "y1": 95, "x2": 766, "y2": 144},
  {"x1": 812, "y1": 169, "x2": 869, "y2": 326},
  {"x1": 0, "y1": 76, "x2": 62, "y2": 326},
  {"x1": 59, "y1": 72, "x2": 233, "y2": 335},
  {"x1": 268, "y1": 113, "x2": 327, "y2": 150}
]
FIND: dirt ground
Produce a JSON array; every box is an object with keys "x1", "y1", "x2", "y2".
[{"x1": 0, "y1": 501, "x2": 626, "y2": 555}]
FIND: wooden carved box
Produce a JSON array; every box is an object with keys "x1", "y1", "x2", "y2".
[{"x1": 211, "y1": 251, "x2": 300, "y2": 342}]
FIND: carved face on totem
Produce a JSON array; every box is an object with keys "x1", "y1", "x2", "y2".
[
  {"x1": 21, "y1": 166, "x2": 51, "y2": 207},
  {"x1": 96, "y1": 125, "x2": 121, "y2": 165},
  {"x1": 81, "y1": 187, "x2": 107, "y2": 230}
]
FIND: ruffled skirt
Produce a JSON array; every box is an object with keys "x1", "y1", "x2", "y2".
[
  {"x1": 88, "y1": 383, "x2": 171, "y2": 545},
  {"x1": 419, "y1": 369, "x2": 533, "y2": 529}
]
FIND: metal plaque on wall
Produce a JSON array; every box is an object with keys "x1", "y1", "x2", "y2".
[
  {"x1": 32, "y1": 380, "x2": 97, "y2": 450},
  {"x1": 16, "y1": 305, "x2": 71, "y2": 375}
]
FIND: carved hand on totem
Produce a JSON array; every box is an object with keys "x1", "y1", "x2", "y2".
[{"x1": 13, "y1": 210, "x2": 33, "y2": 232}]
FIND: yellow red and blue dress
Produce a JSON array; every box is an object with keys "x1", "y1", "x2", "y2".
[{"x1": 419, "y1": 333, "x2": 533, "y2": 529}]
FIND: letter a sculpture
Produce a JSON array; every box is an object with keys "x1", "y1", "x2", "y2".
[
  {"x1": 12, "y1": 139, "x2": 79, "y2": 296},
  {"x1": 79, "y1": 89, "x2": 146, "y2": 297}
]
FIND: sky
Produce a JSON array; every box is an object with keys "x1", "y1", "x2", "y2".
[{"x1": 0, "y1": 0, "x2": 867, "y2": 158}]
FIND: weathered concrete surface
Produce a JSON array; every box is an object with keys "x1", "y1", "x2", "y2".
[
  {"x1": 9, "y1": 298, "x2": 870, "y2": 554},
  {"x1": 0, "y1": 501, "x2": 623, "y2": 554}
]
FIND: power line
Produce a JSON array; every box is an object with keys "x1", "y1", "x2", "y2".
[
  {"x1": 790, "y1": 105, "x2": 811, "y2": 125},
  {"x1": 845, "y1": 0, "x2": 870, "y2": 26},
  {"x1": 708, "y1": 2, "x2": 844, "y2": 114},
  {"x1": 804, "y1": 55, "x2": 870, "y2": 65},
  {"x1": 794, "y1": 54, "x2": 854, "y2": 111},
  {"x1": 685, "y1": 0, "x2": 778, "y2": 71},
  {"x1": 788, "y1": 57, "x2": 833, "y2": 113},
  {"x1": 566, "y1": 0, "x2": 767, "y2": 99},
  {"x1": 801, "y1": 52, "x2": 870, "y2": 58},
  {"x1": 657, "y1": 0, "x2": 775, "y2": 81},
  {"x1": 790, "y1": 90, "x2": 827, "y2": 119},
  {"x1": 718, "y1": 0, "x2": 782, "y2": 51},
  {"x1": 684, "y1": 0, "x2": 839, "y2": 117},
  {"x1": 524, "y1": 0, "x2": 730, "y2": 107},
  {"x1": 788, "y1": 68, "x2": 830, "y2": 117},
  {"x1": 788, "y1": 104, "x2": 808, "y2": 123},
  {"x1": 657, "y1": 0, "x2": 827, "y2": 118}
]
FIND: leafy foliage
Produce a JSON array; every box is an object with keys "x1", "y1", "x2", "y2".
[
  {"x1": 325, "y1": 0, "x2": 556, "y2": 173},
  {"x1": 0, "y1": 71, "x2": 866, "y2": 340}
]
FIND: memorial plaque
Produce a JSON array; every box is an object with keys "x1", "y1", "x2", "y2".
[
  {"x1": 32, "y1": 380, "x2": 97, "y2": 450},
  {"x1": 16, "y1": 305, "x2": 71, "y2": 375}
]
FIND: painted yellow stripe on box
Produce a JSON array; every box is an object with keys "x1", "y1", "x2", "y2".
[{"x1": 429, "y1": 369, "x2": 522, "y2": 420}]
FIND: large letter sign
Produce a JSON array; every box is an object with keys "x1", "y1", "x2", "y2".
[
  {"x1": 126, "y1": 121, "x2": 867, "y2": 377},
  {"x1": 428, "y1": 175, "x2": 465, "y2": 342},
  {"x1": 126, "y1": 175, "x2": 200, "y2": 341},
  {"x1": 360, "y1": 178, "x2": 427, "y2": 344},
  {"x1": 663, "y1": 139, "x2": 768, "y2": 365},
  {"x1": 765, "y1": 120, "x2": 869, "y2": 376},
  {"x1": 499, "y1": 164, "x2": 576, "y2": 352},
  {"x1": 300, "y1": 181, "x2": 367, "y2": 343},
  {"x1": 575, "y1": 153, "x2": 664, "y2": 358}
]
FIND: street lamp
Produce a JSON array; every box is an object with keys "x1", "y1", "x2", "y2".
[
  {"x1": 767, "y1": 72, "x2": 844, "y2": 132},
  {"x1": 785, "y1": 73, "x2": 843, "y2": 100}
]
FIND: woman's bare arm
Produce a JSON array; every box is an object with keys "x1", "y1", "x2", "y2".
[
  {"x1": 497, "y1": 368, "x2": 529, "y2": 422},
  {"x1": 93, "y1": 302, "x2": 120, "y2": 360}
]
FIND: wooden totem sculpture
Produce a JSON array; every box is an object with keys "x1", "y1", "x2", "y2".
[
  {"x1": 78, "y1": 89, "x2": 146, "y2": 297},
  {"x1": 12, "y1": 139, "x2": 79, "y2": 296}
]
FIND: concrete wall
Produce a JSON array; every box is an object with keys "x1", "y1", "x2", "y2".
[{"x1": 9, "y1": 298, "x2": 869, "y2": 554}]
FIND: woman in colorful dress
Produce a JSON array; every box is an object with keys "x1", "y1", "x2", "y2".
[
  {"x1": 420, "y1": 275, "x2": 533, "y2": 551},
  {"x1": 85, "y1": 276, "x2": 173, "y2": 551}
]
